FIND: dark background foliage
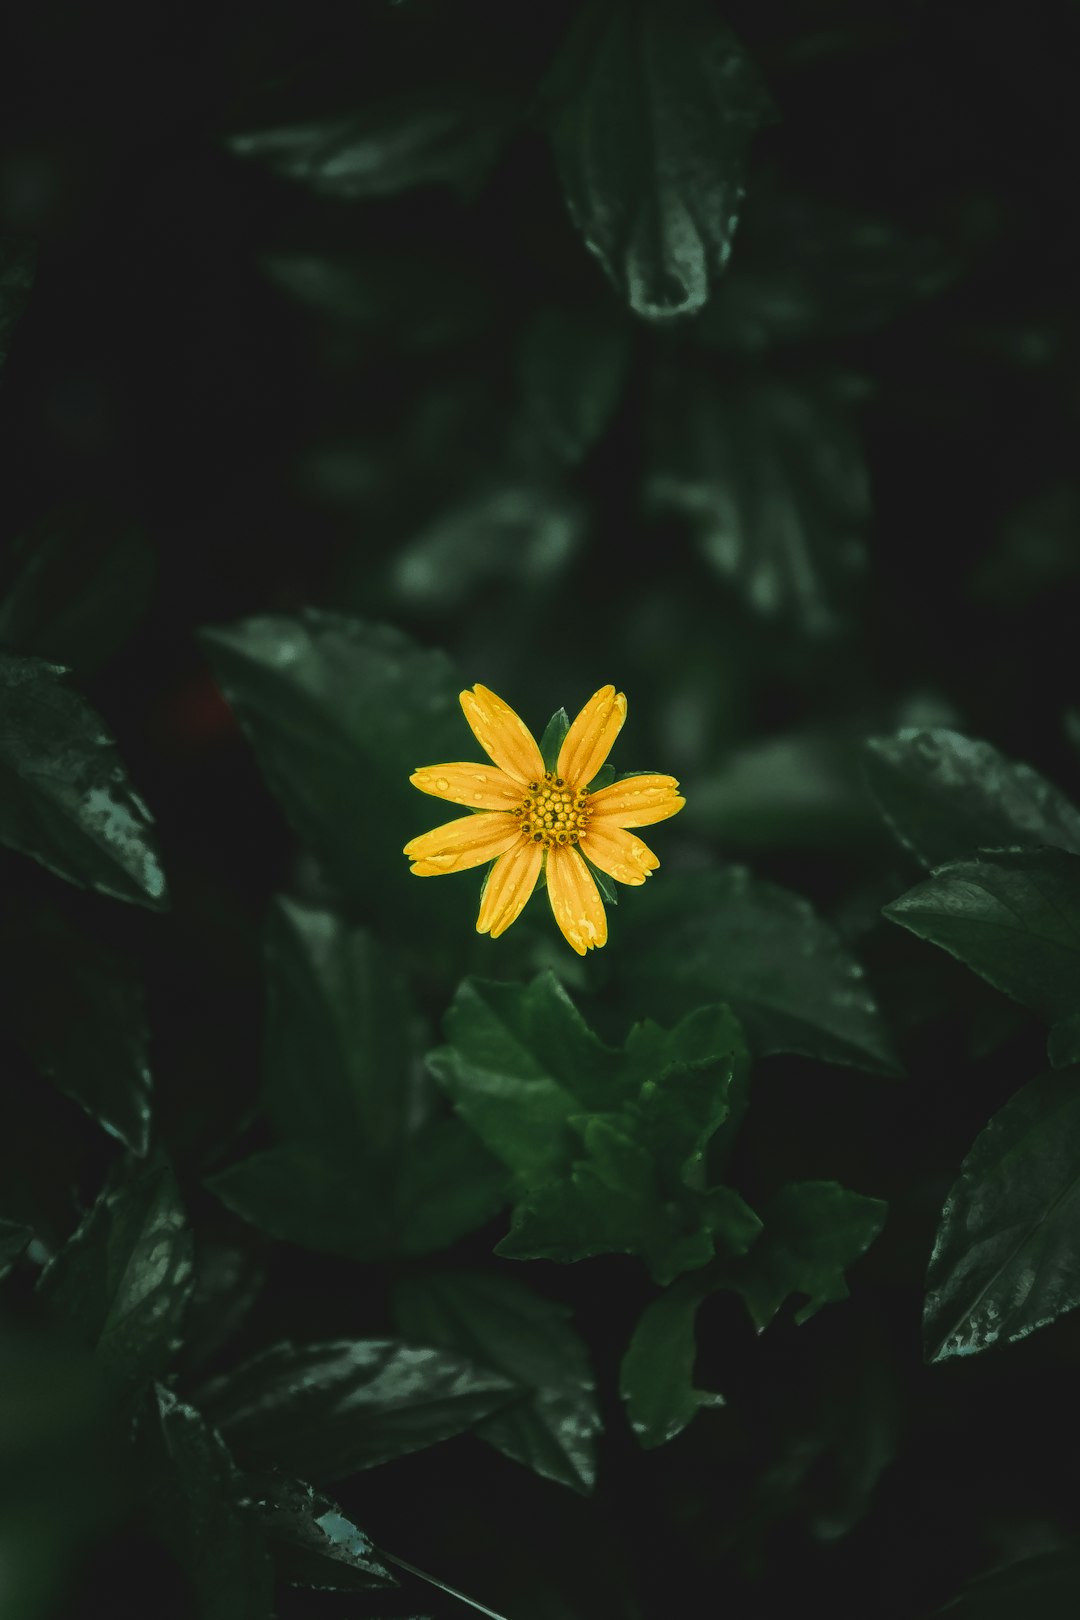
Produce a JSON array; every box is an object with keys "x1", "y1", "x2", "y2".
[{"x1": 3, "y1": 1, "x2": 1080, "y2": 1617}]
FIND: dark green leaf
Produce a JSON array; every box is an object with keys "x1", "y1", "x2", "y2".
[
  {"x1": 0, "y1": 1216, "x2": 32, "y2": 1280},
  {"x1": 545, "y1": 0, "x2": 772, "y2": 319},
  {"x1": 864, "y1": 729, "x2": 1080, "y2": 868},
  {"x1": 0, "y1": 237, "x2": 35, "y2": 367},
  {"x1": 201, "y1": 1339, "x2": 520, "y2": 1482},
  {"x1": 728, "y1": 1181, "x2": 887, "y2": 1331},
  {"x1": 686, "y1": 726, "x2": 874, "y2": 850},
  {"x1": 394, "y1": 1270, "x2": 601, "y2": 1494},
  {"x1": 0, "y1": 503, "x2": 155, "y2": 673},
  {"x1": 3, "y1": 910, "x2": 152, "y2": 1154},
  {"x1": 620, "y1": 1273, "x2": 723, "y2": 1449},
  {"x1": 517, "y1": 308, "x2": 630, "y2": 463},
  {"x1": 144, "y1": 1386, "x2": 273, "y2": 1620},
  {"x1": 0, "y1": 652, "x2": 168, "y2": 909},
  {"x1": 884, "y1": 850, "x2": 1080, "y2": 1066},
  {"x1": 935, "y1": 1551, "x2": 1080, "y2": 1619},
  {"x1": 199, "y1": 612, "x2": 460, "y2": 925},
  {"x1": 648, "y1": 373, "x2": 868, "y2": 636},
  {"x1": 611, "y1": 866, "x2": 901, "y2": 1075},
  {"x1": 924, "y1": 1071, "x2": 1080, "y2": 1362},
  {"x1": 538, "y1": 708, "x2": 570, "y2": 773},
  {"x1": 180, "y1": 1242, "x2": 267, "y2": 1378},
  {"x1": 240, "y1": 1474, "x2": 395, "y2": 1593},
  {"x1": 626, "y1": 1003, "x2": 750, "y2": 1194},
  {"x1": 37, "y1": 1159, "x2": 194, "y2": 1394}
]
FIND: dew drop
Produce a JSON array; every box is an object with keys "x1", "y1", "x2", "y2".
[{"x1": 436, "y1": 777, "x2": 449, "y2": 791}]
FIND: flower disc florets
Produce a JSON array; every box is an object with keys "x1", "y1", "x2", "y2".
[{"x1": 515, "y1": 770, "x2": 590, "y2": 848}]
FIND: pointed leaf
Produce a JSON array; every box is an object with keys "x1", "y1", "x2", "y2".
[
  {"x1": 202, "y1": 1339, "x2": 519, "y2": 1482},
  {"x1": 545, "y1": 0, "x2": 772, "y2": 319},
  {"x1": 0, "y1": 652, "x2": 167, "y2": 909},
  {"x1": 241, "y1": 1474, "x2": 395, "y2": 1593},
  {"x1": 924, "y1": 1071, "x2": 1080, "y2": 1362},
  {"x1": 729, "y1": 1181, "x2": 886, "y2": 1331},
  {"x1": 538, "y1": 708, "x2": 570, "y2": 773},
  {"x1": 620, "y1": 1274, "x2": 723, "y2": 1449},
  {"x1": 865, "y1": 729, "x2": 1080, "y2": 868},
  {"x1": 394, "y1": 1270, "x2": 601, "y2": 1494}
]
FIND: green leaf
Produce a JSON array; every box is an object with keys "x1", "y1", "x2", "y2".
[
  {"x1": 545, "y1": 0, "x2": 772, "y2": 319},
  {"x1": 935, "y1": 1551, "x2": 1080, "y2": 1618},
  {"x1": 538, "y1": 708, "x2": 570, "y2": 773},
  {"x1": 686, "y1": 725, "x2": 874, "y2": 851},
  {"x1": 143, "y1": 1387, "x2": 273, "y2": 1620},
  {"x1": 209, "y1": 900, "x2": 506, "y2": 1258},
  {"x1": 620, "y1": 1274, "x2": 723, "y2": 1449},
  {"x1": 393, "y1": 1270, "x2": 601, "y2": 1494},
  {"x1": 611, "y1": 866, "x2": 902, "y2": 1075},
  {"x1": 0, "y1": 237, "x2": 35, "y2": 368},
  {"x1": 865, "y1": 728, "x2": 1080, "y2": 868},
  {"x1": 199, "y1": 612, "x2": 461, "y2": 925},
  {"x1": 923, "y1": 1071, "x2": 1080, "y2": 1362},
  {"x1": 626, "y1": 1004, "x2": 750, "y2": 1194},
  {"x1": 884, "y1": 850, "x2": 1080, "y2": 1066},
  {"x1": 428, "y1": 972, "x2": 624, "y2": 1185},
  {"x1": 0, "y1": 1216, "x2": 32, "y2": 1281},
  {"x1": 37, "y1": 1158, "x2": 194, "y2": 1395},
  {"x1": 581, "y1": 854, "x2": 618, "y2": 906},
  {"x1": 240, "y1": 1474, "x2": 395, "y2": 1594},
  {"x1": 728, "y1": 1181, "x2": 887, "y2": 1331},
  {"x1": 517, "y1": 308, "x2": 630, "y2": 464},
  {"x1": 200, "y1": 1339, "x2": 520, "y2": 1482},
  {"x1": 0, "y1": 652, "x2": 168, "y2": 909},
  {"x1": 3, "y1": 910, "x2": 152, "y2": 1154},
  {"x1": 0, "y1": 503, "x2": 155, "y2": 673},
  {"x1": 648, "y1": 372, "x2": 868, "y2": 636}
]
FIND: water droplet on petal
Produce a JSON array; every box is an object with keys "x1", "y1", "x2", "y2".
[{"x1": 436, "y1": 777, "x2": 449, "y2": 791}]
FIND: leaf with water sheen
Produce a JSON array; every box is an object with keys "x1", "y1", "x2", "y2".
[
  {"x1": 884, "y1": 850, "x2": 1080, "y2": 1066},
  {"x1": 865, "y1": 729, "x2": 1080, "y2": 868},
  {"x1": 924, "y1": 1071, "x2": 1080, "y2": 1362},
  {"x1": 545, "y1": 0, "x2": 773, "y2": 319},
  {"x1": 730, "y1": 1181, "x2": 887, "y2": 1331},
  {"x1": 202, "y1": 1338, "x2": 521, "y2": 1482},
  {"x1": 0, "y1": 652, "x2": 168, "y2": 909},
  {"x1": 394, "y1": 1270, "x2": 601, "y2": 1494},
  {"x1": 242, "y1": 1474, "x2": 395, "y2": 1593},
  {"x1": 37, "y1": 1159, "x2": 194, "y2": 1394},
  {"x1": 611, "y1": 866, "x2": 901, "y2": 1075},
  {"x1": 620, "y1": 1274, "x2": 723, "y2": 1449}
]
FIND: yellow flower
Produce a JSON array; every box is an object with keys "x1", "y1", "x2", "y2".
[{"x1": 403, "y1": 684, "x2": 685, "y2": 955}]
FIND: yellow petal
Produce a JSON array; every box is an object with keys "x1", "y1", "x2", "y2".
[
  {"x1": 476, "y1": 838, "x2": 543, "y2": 939},
  {"x1": 588, "y1": 773, "x2": 685, "y2": 829},
  {"x1": 546, "y1": 845, "x2": 607, "y2": 956},
  {"x1": 579, "y1": 822, "x2": 659, "y2": 886},
  {"x1": 404, "y1": 812, "x2": 520, "y2": 875},
  {"x1": 459, "y1": 685, "x2": 545, "y2": 786},
  {"x1": 410, "y1": 762, "x2": 524, "y2": 811},
  {"x1": 558, "y1": 685, "x2": 627, "y2": 789}
]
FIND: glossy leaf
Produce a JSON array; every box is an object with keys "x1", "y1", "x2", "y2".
[
  {"x1": 240, "y1": 1474, "x2": 395, "y2": 1593},
  {"x1": 611, "y1": 867, "x2": 901, "y2": 1075},
  {"x1": 865, "y1": 729, "x2": 1080, "y2": 868},
  {"x1": 144, "y1": 1386, "x2": 273, "y2": 1620},
  {"x1": 620, "y1": 1274, "x2": 723, "y2": 1449},
  {"x1": 884, "y1": 850, "x2": 1080, "y2": 1066},
  {"x1": 37, "y1": 1159, "x2": 194, "y2": 1394},
  {"x1": 924, "y1": 1071, "x2": 1080, "y2": 1362},
  {"x1": 4, "y1": 910, "x2": 152, "y2": 1154},
  {"x1": 394, "y1": 1270, "x2": 601, "y2": 1494},
  {"x1": 648, "y1": 373, "x2": 868, "y2": 636},
  {"x1": 545, "y1": 0, "x2": 772, "y2": 319},
  {"x1": 0, "y1": 652, "x2": 168, "y2": 909},
  {"x1": 0, "y1": 237, "x2": 34, "y2": 367},
  {"x1": 538, "y1": 708, "x2": 570, "y2": 773},
  {"x1": 209, "y1": 899, "x2": 506, "y2": 1258},
  {"x1": 201, "y1": 1338, "x2": 520, "y2": 1482},
  {"x1": 729, "y1": 1181, "x2": 886, "y2": 1331}
]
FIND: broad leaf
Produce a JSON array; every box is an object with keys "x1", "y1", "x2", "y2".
[
  {"x1": 242, "y1": 1474, "x2": 394, "y2": 1593},
  {"x1": 865, "y1": 728, "x2": 1080, "y2": 868},
  {"x1": 0, "y1": 652, "x2": 168, "y2": 909},
  {"x1": 924, "y1": 1071, "x2": 1080, "y2": 1362},
  {"x1": 611, "y1": 866, "x2": 901, "y2": 1075},
  {"x1": 37, "y1": 1159, "x2": 194, "y2": 1394},
  {"x1": 884, "y1": 850, "x2": 1080, "y2": 1066},
  {"x1": 143, "y1": 1387, "x2": 273, "y2": 1620},
  {"x1": 620, "y1": 1274, "x2": 723, "y2": 1449},
  {"x1": 201, "y1": 1339, "x2": 520, "y2": 1482},
  {"x1": 728, "y1": 1181, "x2": 886, "y2": 1331},
  {"x1": 209, "y1": 900, "x2": 506, "y2": 1258},
  {"x1": 394, "y1": 1270, "x2": 601, "y2": 1494},
  {"x1": 3, "y1": 909, "x2": 152, "y2": 1154},
  {"x1": 545, "y1": 0, "x2": 772, "y2": 319},
  {"x1": 648, "y1": 372, "x2": 868, "y2": 636},
  {"x1": 0, "y1": 237, "x2": 34, "y2": 367}
]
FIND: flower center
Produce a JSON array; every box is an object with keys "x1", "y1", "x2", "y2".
[{"x1": 514, "y1": 771, "x2": 590, "y2": 849}]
